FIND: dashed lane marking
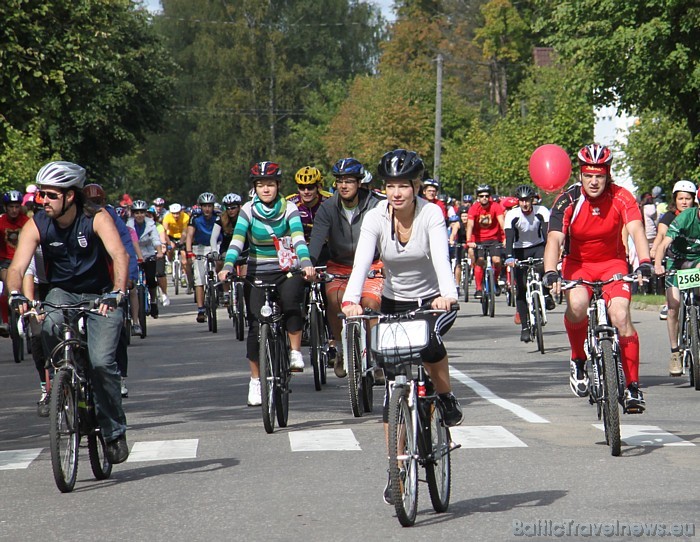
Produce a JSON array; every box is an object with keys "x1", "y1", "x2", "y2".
[
  {"x1": 0, "y1": 449, "x2": 43, "y2": 470},
  {"x1": 289, "y1": 429, "x2": 362, "y2": 452},
  {"x1": 126, "y1": 439, "x2": 199, "y2": 462},
  {"x1": 592, "y1": 424, "x2": 695, "y2": 447},
  {"x1": 451, "y1": 426, "x2": 528, "y2": 448},
  {"x1": 449, "y1": 367, "x2": 550, "y2": 424}
]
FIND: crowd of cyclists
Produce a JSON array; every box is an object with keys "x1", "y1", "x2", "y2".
[{"x1": 2, "y1": 142, "x2": 698, "y2": 497}]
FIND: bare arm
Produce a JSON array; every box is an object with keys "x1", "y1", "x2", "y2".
[
  {"x1": 626, "y1": 219, "x2": 650, "y2": 262},
  {"x1": 465, "y1": 218, "x2": 475, "y2": 247},
  {"x1": 93, "y1": 211, "x2": 128, "y2": 293},
  {"x1": 6, "y1": 220, "x2": 40, "y2": 294}
]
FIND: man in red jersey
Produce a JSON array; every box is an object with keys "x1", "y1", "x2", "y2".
[
  {"x1": 543, "y1": 144, "x2": 652, "y2": 413},
  {"x1": 0, "y1": 191, "x2": 30, "y2": 334},
  {"x1": 466, "y1": 184, "x2": 505, "y2": 298}
]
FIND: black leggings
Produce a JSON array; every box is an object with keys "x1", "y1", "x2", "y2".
[
  {"x1": 244, "y1": 271, "x2": 305, "y2": 362},
  {"x1": 513, "y1": 244, "x2": 546, "y2": 327}
]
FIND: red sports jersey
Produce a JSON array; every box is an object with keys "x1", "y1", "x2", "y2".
[
  {"x1": 467, "y1": 200, "x2": 505, "y2": 242},
  {"x1": 0, "y1": 213, "x2": 29, "y2": 260},
  {"x1": 549, "y1": 183, "x2": 641, "y2": 263}
]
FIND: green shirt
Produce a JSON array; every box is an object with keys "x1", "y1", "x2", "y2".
[{"x1": 666, "y1": 207, "x2": 700, "y2": 263}]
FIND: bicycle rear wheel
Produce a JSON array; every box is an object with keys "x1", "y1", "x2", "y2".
[
  {"x1": 425, "y1": 400, "x2": 451, "y2": 513},
  {"x1": 259, "y1": 323, "x2": 276, "y2": 434},
  {"x1": 88, "y1": 431, "x2": 113, "y2": 480},
  {"x1": 346, "y1": 322, "x2": 363, "y2": 417},
  {"x1": 690, "y1": 308, "x2": 700, "y2": 390},
  {"x1": 533, "y1": 295, "x2": 545, "y2": 354},
  {"x1": 601, "y1": 341, "x2": 621, "y2": 456},
  {"x1": 49, "y1": 369, "x2": 79, "y2": 493},
  {"x1": 173, "y1": 260, "x2": 180, "y2": 295},
  {"x1": 388, "y1": 385, "x2": 418, "y2": 527},
  {"x1": 487, "y1": 269, "x2": 496, "y2": 318},
  {"x1": 310, "y1": 306, "x2": 323, "y2": 391},
  {"x1": 461, "y1": 263, "x2": 470, "y2": 302},
  {"x1": 137, "y1": 285, "x2": 147, "y2": 338},
  {"x1": 275, "y1": 332, "x2": 290, "y2": 428},
  {"x1": 209, "y1": 285, "x2": 218, "y2": 333},
  {"x1": 235, "y1": 282, "x2": 245, "y2": 341}
]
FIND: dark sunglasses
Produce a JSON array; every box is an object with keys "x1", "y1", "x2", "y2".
[
  {"x1": 226, "y1": 205, "x2": 240, "y2": 210},
  {"x1": 132, "y1": 210, "x2": 146, "y2": 214},
  {"x1": 38, "y1": 190, "x2": 63, "y2": 200},
  {"x1": 297, "y1": 185, "x2": 317, "y2": 191},
  {"x1": 477, "y1": 194, "x2": 490, "y2": 198}
]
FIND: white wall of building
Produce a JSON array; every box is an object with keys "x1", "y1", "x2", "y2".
[{"x1": 594, "y1": 104, "x2": 638, "y2": 194}]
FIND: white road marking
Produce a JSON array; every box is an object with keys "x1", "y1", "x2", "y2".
[
  {"x1": 449, "y1": 367, "x2": 550, "y2": 424},
  {"x1": 0, "y1": 448, "x2": 43, "y2": 470},
  {"x1": 451, "y1": 426, "x2": 528, "y2": 448},
  {"x1": 289, "y1": 429, "x2": 361, "y2": 452},
  {"x1": 592, "y1": 424, "x2": 695, "y2": 447},
  {"x1": 126, "y1": 439, "x2": 199, "y2": 462}
]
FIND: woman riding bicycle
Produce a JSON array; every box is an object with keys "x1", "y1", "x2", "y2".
[
  {"x1": 218, "y1": 162, "x2": 315, "y2": 407},
  {"x1": 340, "y1": 148, "x2": 463, "y2": 503}
]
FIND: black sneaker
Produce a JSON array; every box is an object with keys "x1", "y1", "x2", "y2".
[
  {"x1": 624, "y1": 382, "x2": 646, "y2": 413},
  {"x1": 439, "y1": 392, "x2": 464, "y2": 427},
  {"x1": 196, "y1": 310, "x2": 206, "y2": 323},
  {"x1": 545, "y1": 295, "x2": 556, "y2": 311},
  {"x1": 474, "y1": 290, "x2": 483, "y2": 299},
  {"x1": 106, "y1": 434, "x2": 129, "y2": 464},
  {"x1": 520, "y1": 328, "x2": 531, "y2": 343},
  {"x1": 151, "y1": 304, "x2": 159, "y2": 319}
]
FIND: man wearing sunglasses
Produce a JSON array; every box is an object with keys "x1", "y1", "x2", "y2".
[
  {"x1": 6, "y1": 161, "x2": 130, "y2": 464},
  {"x1": 466, "y1": 184, "x2": 506, "y2": 299}
]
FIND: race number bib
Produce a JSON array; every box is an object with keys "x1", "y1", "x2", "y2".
[{"x1": 677, "y1": 268, "x2": 700, "y2": 290}]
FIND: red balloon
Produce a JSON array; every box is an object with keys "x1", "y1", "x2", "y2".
[{"x1": 528, "y1": 144, "x2": 572, "y2": 193}]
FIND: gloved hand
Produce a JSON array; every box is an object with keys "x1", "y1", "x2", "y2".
[
  {"x1": 100, "y1": 291, "x2": 124, "y2": 310},
  {"x1": 635, "y1": 260, "x2": 654, "y2": 278},
  {"x1": 9, "y1": 292, "x2": 29, "y2": 311},
  {"x1": 542, "y1": 271, "x2": 561, "y2": 288}
]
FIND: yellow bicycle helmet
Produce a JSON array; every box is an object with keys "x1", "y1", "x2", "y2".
[{"x1": 295, "y1": 166, "x2": 322, "y2": 186}]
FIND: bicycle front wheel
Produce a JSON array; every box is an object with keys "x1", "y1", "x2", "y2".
[
  {"x1": 533, "y1": 295, "x2": 545, "y2": 354},
  {"x1": 487, "y1": 269, "x2": 496, "y2": 318},
  {"x1": 461, "y1": 263, "x2": 470, "y2": 302},
  {"x1": 235, "y1": 282, "x2": 245, "y2": 341},
  {"x1": 88, "y1": 431, "x2": 113, "y2": 480},
  {"x1": 388, "y1": 385, "x2": 418, "y2": 527},
  {"x1": 49, "y1": 369, "x2": 79, "y2": 493},
  {"x1": 425, "y1": 400, "x2": 451, "y2": 513},
  {"x1": 690, "y1": 307, "x2": 700, "y2": 390},
  {"x1": 259, "y1": 323, "x2": 276, "y2": 434},
  {"x1": 275, "y1": 331, "x2": 290, "y2": 428},
  {"x1": 137, "y1": 285, "x2": 147, "y2": 338},
  {"x1": 601, "y1": 341, "x2": 621, "y2": 456},
  {"x1": 209, "y1": 285, "x2": 218, "y2": 333},
  {"x1": 346, "y1": 323, "x2": 363, "y2": 417},
  {"x1": 310, "y1": 306, "x2": 323, "y2": 391}
]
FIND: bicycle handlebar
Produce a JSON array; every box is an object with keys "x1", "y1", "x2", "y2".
[
  {"x1": 561, "y1": 273, "x2": 647, "y2": 291},
  {"x1": 341, "y1": 302, "x2": 459, "y2": 321}
]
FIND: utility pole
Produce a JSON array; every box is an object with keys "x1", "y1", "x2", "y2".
[{"x1": 434, "y1": 54, "x2": 443, "y2": 183}]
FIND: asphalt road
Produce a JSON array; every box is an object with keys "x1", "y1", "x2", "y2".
[{"x1": 1, "y1": 291, "x2": 698, "y2": 541}]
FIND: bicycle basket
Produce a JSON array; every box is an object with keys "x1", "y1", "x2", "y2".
[{"x1": 370, "y1": 319, "x2": 429, "y2": 366}]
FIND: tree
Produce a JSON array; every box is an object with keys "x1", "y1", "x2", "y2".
[
  {"x1": 538, "y1": 0, "x2": 700, "y2": 164},
  {"x1": 0, "y1": 0, "x2": 175, "y2": 179}
]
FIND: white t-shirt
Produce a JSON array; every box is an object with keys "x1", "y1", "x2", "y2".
[
  {"x1": 344, "y1": 198, "x2": 458, "y2": 303},
  {"x1": 504, "y1": 205, "x2": 550, "y2": 249}
]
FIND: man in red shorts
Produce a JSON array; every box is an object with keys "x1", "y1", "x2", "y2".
[
  {"x1": 543, "y1": 144, "x2": 652, "y2": 413},
  {"x1": 466, "y1": 184, "x2": 505, "y2": 298}
]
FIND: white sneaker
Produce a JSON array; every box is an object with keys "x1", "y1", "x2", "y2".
[
  {"x1": 161, "y1": 292, "x2": 170, "y2": 306},
  {"x1": 289, "y1": 350, "x2": 305, "y2": 372},
  {"x1": 247, "y1": 378, "x2": 261, "y2": 406},
  {"x1": 121, "y1": 377, "x2": 129, "y2": 398}
]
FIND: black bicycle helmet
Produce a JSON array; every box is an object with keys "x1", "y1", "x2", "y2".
[
  {"x1": 476, "y1": 184, "x2": 492, "y2": 195},
  {"x1": 514, "y1": 184, "x2": 536, "y2": 199},
  {"x1": 377, "y1": 149, "x2": 425, "y2": 180}
]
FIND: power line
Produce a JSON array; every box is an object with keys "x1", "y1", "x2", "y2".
[{"x1": 155, "y1": 15, "x2": 371, "y2": 28}]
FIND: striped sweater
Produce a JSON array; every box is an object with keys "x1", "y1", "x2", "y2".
[{"x1": 222, "y1": 196, "x2": 311, "y2": 274}]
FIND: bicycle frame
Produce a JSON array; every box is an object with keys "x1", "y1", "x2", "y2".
[{"x1": 522, "y1": 259, "x2": 548, "y2": 328}]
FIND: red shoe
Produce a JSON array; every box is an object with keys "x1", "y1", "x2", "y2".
[{"x1": 514, "y1": 312, "x2": 521, "y2": 325}]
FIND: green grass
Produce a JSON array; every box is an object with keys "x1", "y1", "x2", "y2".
[{"x1": 632, "y1": 294, "x2": 665, "y2": 306}]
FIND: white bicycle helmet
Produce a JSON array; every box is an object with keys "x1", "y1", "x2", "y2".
[
  {"x1": 169, "y1": 203, "x2": 182, "y2": 213},
  {"x1": 222, "y1": 193, "x2": 242, "y2": 205},
  {"x1": 132, "y1": 200, "x2": 149, "y2": 211},
  {"x1": 360, "y1": 171, "x2": 373, "y2": 185},
  {"x1": 672, "y1": 180, "x2": 696, "y2": 195},
  {"x1": 36, "y1": 161, "x2": 86, "y2": 189},
  {"x1": 198, "y1": 192, "x2": 216, "y2": 204}
]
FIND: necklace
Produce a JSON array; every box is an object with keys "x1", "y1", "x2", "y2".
[{"x1": 395, "y1": 218, "x2": 413, "y2": 239}]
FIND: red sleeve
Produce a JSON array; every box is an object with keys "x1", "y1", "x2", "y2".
[{"x1": 615, "y1": 186, "x2": 642, "y2": 223}]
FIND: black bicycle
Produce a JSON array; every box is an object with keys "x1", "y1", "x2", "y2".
[
  {"x1": 250, "y1": 277, "x2": 293, "y2": 434},
  {"x1": 23, "y1": 299, "x2": 114, "y2": 492},
  {"x1": 474, "y1": 243, "x2": 502, "y2": 318},
  {"x1": 562, "y1": 274, "x2": 642, "y2": 456},
  {"x1": 369, "y1": 304, "x2": 461, "y2": 526},
  {"x1": 204, "y1": 253, "x2": 221, "y2": 333},
  {"x1": 224, "y1": 264, "x2": 246, "y2": 341},
  {"x1": 668, "y1": 269, "x2": 700, "y2": 390},
  {"x1": 307, "y1": 269, "x2": 333, "y2": 391}
]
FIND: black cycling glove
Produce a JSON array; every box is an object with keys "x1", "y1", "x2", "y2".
[
  {"x1": 635, "y1": 260, "x2": 654, "y2": 278},
  {"x1": 100, "y1": 291, "x2": 124, "y2": 310},
  {"x1": 9, "y1": 292, "x2": 29, "y2": 311},
  {"x1": 542, "y1": 271, "x2": 561, "y2": 288}
]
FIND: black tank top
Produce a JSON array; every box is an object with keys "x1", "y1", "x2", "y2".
[{"x1": 34, "y1": 205, "x2": 113, "y2": 294}]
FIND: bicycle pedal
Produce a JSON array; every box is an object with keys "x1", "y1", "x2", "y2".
[{"x1": 624, "y1": 406, "x2": 645, "y2": 414}]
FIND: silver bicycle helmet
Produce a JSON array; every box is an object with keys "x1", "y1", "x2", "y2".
[
  {"x1": 36, "y1": 161, "x2": 86, "y2": 189},
  {"x1": 198, "y1": 192, "x2": 216, "y2": 204},
  {"x1": 222, "y1": 193, "x2": 242, "y2": 205}
]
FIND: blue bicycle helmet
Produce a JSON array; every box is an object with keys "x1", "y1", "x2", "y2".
[{"x1": 332, "y1": 158, "x2": 365, "y2": 178}]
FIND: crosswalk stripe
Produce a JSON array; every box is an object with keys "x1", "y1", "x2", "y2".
[
  {"x1": 127, "y1": 439, "x2": 199, "y2": 462},
  {"x1": 0, "y1": 448, "x2": 43, "y2": 470},
  {"x1": 450, "y1": 367, "x2": 550, "y2": 424},
  {"x1": 592, "y1": 424, "x2": 695, "y2": 447},
  {"x1": 289, "y1": 429, "x2": 361, "y2": 452},
  {"x1": 451, "y1": 426, "x2": 528, "y2": 448}
]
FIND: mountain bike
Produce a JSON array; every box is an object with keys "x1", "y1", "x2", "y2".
[
  {"x1": 474, "y1": 243, "x2": 501, "y2": 318},
  {"x1": 250, "y1": 276, "x2": 294, "y2": 434},
  {"x1": 204, "y1": 253, "x2": 220, "y2": 333},
  {"x1": 458, "y1": 249, "x2": 471, "y2": 302},
  {"x1": 136, "y1": 258, "x2": 153, "y2": 339},
  {"x1": 224, "y1": 265, "x2": 246, "y2": 341},
  {"x1": 23, "y1": 299, "x2": 114, "y2": 492},
  {"x1": 306, "y1": 269, "x2": 333, "y2": 391},
  {"x1": 170, "y1": 242, "x2": 187, "y2": 295},
  {"x1": 516, "y1": 257, "x2": 548, "y2": 354},
  {"x1": 669, "y1": 269, "x2": 700, "y2": 390},
  {"x1": 369, "y1": 303, "x2": 461, "y2": 526},
  {"x1": 562, "y1": 273, "x2": 642, "y2": 457}
]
